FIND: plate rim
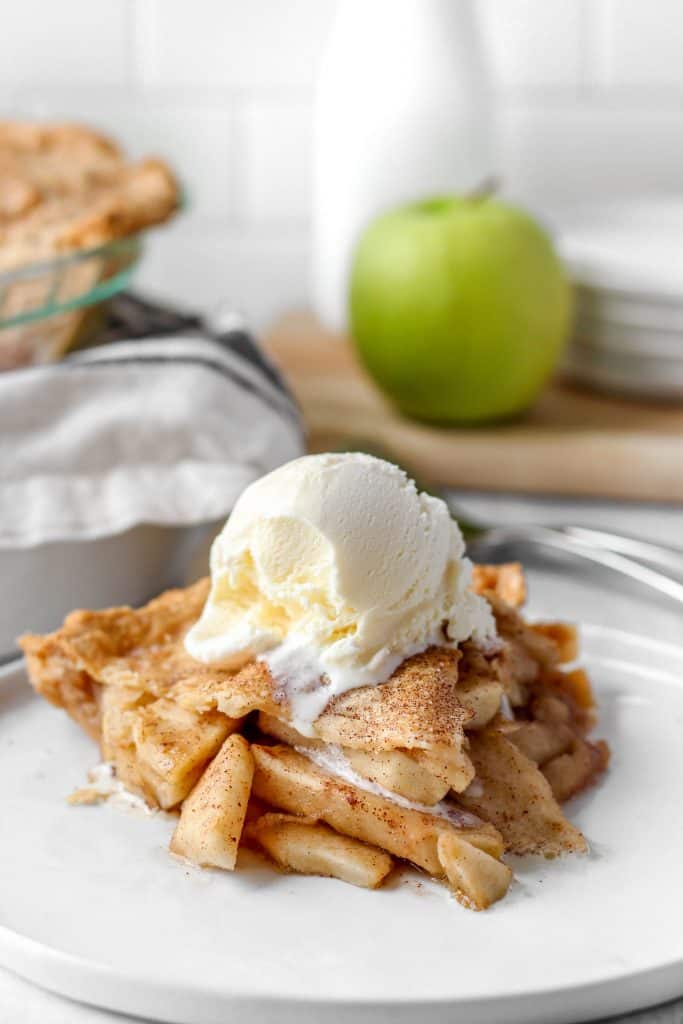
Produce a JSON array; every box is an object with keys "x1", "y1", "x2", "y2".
[{"x1": 1, "y1": 923, "x2": 683, "y2": 1024}]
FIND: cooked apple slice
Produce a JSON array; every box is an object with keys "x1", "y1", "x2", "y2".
[
  {"x1": 246, "y1": 812, "x2": 394, "y2": 889},
  {"x1": 251, "y1": 744, "x2": 503, "y2": 875},
  {"x1": 457, "y1": 677, "x2": 504, "y2": 729},
  {"x1": 437, "y1": 832, "x2": 513, "y2": 910},
  {"x1": 258, "y1": 712, "x2": 451, "y2": 805},
  {"x1": 133, "y1": 697, "x2": 239, "y2": 809},
  {"x1": 459, "y1": 729, "x2": 587, "y2": 856},
  {"x1": 406, "y1": 742, "x2": 475, "y2": 795},
  {"x1": 170, "y1": 734, "x2": 254, "y2": 870},
  {"x1": 543, "y1": 737, "x2": 610, "y2": 803},
  {"x1": 507, "y1": 719, "x2": 574, "y2": 766}
]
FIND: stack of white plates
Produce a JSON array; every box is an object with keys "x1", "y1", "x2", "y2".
[{"x1": 555, "y1": 199, "x2": 683, "y2": 401}]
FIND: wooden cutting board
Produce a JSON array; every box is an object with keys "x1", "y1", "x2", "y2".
[{"x1": 264, "y1": 311, "x2": 683, "y2": 502}]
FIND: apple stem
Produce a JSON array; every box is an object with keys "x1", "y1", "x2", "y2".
[{"x1": 465, "y1": 176, "x2": 500, "y2": 203}]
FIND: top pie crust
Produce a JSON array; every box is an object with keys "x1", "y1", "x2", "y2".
[{"x1": 20, "y1": 565, "x2": 609, "y2": 859}]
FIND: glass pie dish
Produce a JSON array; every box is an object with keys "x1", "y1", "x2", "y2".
[{"x1": 0, "y1": 236, "x2": 142, "y2": 371}]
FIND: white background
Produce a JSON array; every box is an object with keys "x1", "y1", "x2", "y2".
[{"x1": 2, "y1": 0, "x2": 683, "y2": 327}]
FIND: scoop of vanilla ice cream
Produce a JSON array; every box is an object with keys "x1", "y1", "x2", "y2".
[{"x1": 185, "y1": 452, "x2": 497, "y2": 733}]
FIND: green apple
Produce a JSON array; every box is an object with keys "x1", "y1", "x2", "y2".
[{"x1": 348, "y1": 195, "x2": 571, "y2": 424}]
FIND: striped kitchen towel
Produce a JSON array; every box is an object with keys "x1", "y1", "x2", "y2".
[{"x1": 0, "y1": 296, "x2": 304, "y2": 548}]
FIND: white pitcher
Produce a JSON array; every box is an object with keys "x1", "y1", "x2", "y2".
[{"x1": 311, "y1": 0, "x2": 496, "y2": 333}]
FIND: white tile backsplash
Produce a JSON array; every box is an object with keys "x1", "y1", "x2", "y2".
[
  {"x1": 138, "y1": 0, "x2": 335, "y2": 89},
  {"x1": 137, "y1": 223, "x2": 310, "y2": 330},
  {"x1": 594, "y1": 0, "x2": 683, "y2": 89},
  {"x1": 479, "y1": 0, "x2": 585, "y2": 90},
  {"x1": 501, "y1": 104, "x2": 683, "y2": 207},
  {"x1": 114, "y1": 106, "x2": 235, "y2": 222},
  {"x1": 239, "y1": 100, "x2": 313, "y2": 226},
  {"x1": 2, "y1": 0, "x2": 683, "y2": 326},
  {"x1": 0, "y1": 0, "x2": 134, "y2": 85}
]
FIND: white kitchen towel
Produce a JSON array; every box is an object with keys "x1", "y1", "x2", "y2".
[{"x1": 0, "y1": 326, "x2": 304, "y2": 548}]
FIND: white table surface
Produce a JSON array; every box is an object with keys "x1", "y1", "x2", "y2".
[{"x1": 2, "y1": 492, "x2": 682, "y2": 1024}]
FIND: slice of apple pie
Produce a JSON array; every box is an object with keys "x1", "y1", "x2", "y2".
[
  {"x1": 20, "y1": 561, "x2": 608, "y2": 912},
  {"x1": 21, "y1": 453, "x2": 610, "y2": 910}
]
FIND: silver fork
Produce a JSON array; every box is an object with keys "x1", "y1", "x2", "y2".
[{"x1": 458, "y1": 516, "x2": 683, "y2": 604}]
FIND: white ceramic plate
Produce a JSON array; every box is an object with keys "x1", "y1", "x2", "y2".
[
  {"x1": 556, "y1": 198, "x2": 683, "y2": 299},
  {"x1": 574, "y1": 316, "x2": 683, "y2": 360},
  {"x1": 564, "y1": 342, "x2": 683, "y2": 400},
  {"x1": 2, "y1": 625, "x2": 683, "y2": 1024}
]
